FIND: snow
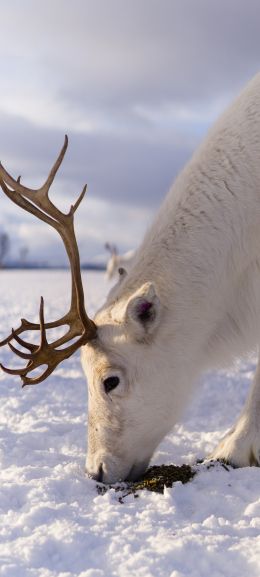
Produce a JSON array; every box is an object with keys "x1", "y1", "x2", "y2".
[{"x1": 0, "y1": 270, "x2": 259, "y2": 577}]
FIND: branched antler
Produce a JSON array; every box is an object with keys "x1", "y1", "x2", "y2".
[{"x1": 0, "y1": 136, "x2": 97, "y2": 386}]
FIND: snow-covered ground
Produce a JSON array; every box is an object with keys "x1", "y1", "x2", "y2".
[{"x1": 0, "y1": 270, "x2": 259, "y2": 577}]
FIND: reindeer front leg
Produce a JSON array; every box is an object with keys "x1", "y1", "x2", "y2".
[{"x1": 210, "y1": 355, "x2": 260, "y2": 467}]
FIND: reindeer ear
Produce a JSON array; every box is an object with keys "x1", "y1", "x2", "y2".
[{"x1": 125, "y1": 283, "x2": 161, "y2": 340}]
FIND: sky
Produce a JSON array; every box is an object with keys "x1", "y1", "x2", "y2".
[{"x1": 0, "y1": 0, "x2": 260, "y2": 265}]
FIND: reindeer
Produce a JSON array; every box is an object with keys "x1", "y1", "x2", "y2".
[
  {"x1": 1, "y1": 74, "x2": 260, "y2": 484},
  {"x1": 105, "y1": 242, "x2": 135, "y2": 279}
]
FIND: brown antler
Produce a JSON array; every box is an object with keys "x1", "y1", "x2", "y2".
[{"x1": 0, "y1": 135, "x2": 97, "y2": 386}]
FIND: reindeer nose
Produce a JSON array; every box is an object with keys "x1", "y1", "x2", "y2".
[{"x1": 86, "y1": 463, "x2": 104, "y2": 483}]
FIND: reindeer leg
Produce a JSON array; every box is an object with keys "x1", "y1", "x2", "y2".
[{"x1": 210, "y1": 354, "x2": 260, "y2": 467}]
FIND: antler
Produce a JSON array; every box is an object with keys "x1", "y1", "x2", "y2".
[
  {"x1": 0, "y1": 135, "x2": 97, "y2": 386},
  {"x1": 105, "y1": 242, "x2": 118, "y2": 256}
]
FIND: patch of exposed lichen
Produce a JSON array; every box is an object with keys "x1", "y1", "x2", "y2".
[
  {"x1": 96, "y1": 460, "x2": 233, "y2": 499},
  {"x1": 96, "y1": 463, "x2": 196, "y2": 498},
  {"x1": 135, "y1": 463, "x2": 196, "y2": 492}
]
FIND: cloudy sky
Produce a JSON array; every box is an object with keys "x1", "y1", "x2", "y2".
[{"x1": 0, "y1": 0, "x2": 260, "y2": 265}]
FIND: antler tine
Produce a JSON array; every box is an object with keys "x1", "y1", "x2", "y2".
[
  {"x1": 0, "y1": 360, "x2": 33, "y2": 376},
  {"x1": 0, "y1": 135, "x2": 68, "y2": 202},
  {"x1": 0, "y1": 137, "x2": 70, "y2": 230},
  {"x1": 11, "y1": 329, "x2": 38, "y2": 352},
  {"x1": 69, "y1": 184, "x2": 87, "y2": 216},
  {"x1": 22, "y1": 365, "x2": 55, "y2": 387},
  {"x1": 8, "y1": 342, "x2": 33, "y2": 360},
  {"x1": 39, "y1": 135, "x2": 68, "y2": 198},
  {"x1": 39, "y1": 297, "x2": 47, "y2": 347},
  {"x1": 0, "y1": 137, "x2": 97, "y2": 386}
]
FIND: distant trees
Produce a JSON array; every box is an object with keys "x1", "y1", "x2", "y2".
[
  {"x1": 0, "y1": 231, "x2": 10, "y2": 268},
  {"x1": 0, "y1": 233, "x2": 30, "y2": 268},
  {"x1": 19, "y1": 246, "x2": 29, "y2": 267}
]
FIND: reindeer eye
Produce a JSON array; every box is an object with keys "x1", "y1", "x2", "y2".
[{"x1": 103, "y1": 376, "x2": 120, "y2": 394}]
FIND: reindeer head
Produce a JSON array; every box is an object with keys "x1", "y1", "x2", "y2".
[
  {"x1": 0, "y1": 139, "x2": 180, "y2": 484},
  {"x1": 82, "y1": 280, "x2": 179, "y2": 483}
]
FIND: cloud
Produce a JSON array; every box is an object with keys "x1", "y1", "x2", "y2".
[
  {"x1": 1, "y1": 0, "x2": 258, "y2": 110},
  {"x1": 0, "y1": 0, "x2": 259, "y2": 263}
]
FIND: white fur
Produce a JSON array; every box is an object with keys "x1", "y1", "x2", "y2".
[{"x1": 82, "y1": 73, "x2": 260, "y2": 483}]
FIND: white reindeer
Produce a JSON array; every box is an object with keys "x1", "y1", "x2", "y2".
[
  {"x1": 1, "y1": 74, "x2": 260, "y2": 484},
  {"x1": 105, "y1": 242, "x2": 135, "y2": 279}
]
